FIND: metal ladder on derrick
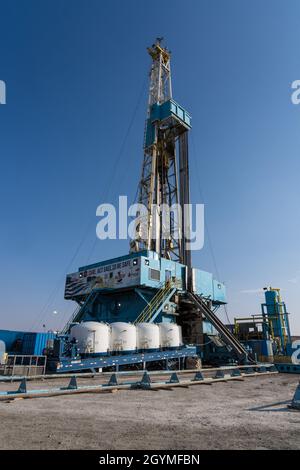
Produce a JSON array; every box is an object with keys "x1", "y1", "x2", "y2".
[{"x1": 134, "y1": 282, "x2": 176, "y2": 324}]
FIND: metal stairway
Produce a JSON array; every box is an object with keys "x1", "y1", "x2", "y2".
[
  {"x1": 61, "y1": 290, "x2": 100, "y2": 334},
  {"x1": 187, "y1": 292, "x2": 249, "y2": 361},
  {"x1": 134, "y1": 282, "x2": 176, "y2": 324}
]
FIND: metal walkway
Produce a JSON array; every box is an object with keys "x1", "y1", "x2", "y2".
[{"x1": 188, "y1": 292, "x2": 250, "y2": 361}]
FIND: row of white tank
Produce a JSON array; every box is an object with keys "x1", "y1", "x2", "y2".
[{"x1": 70, "y1": 321, "x2": 183, "y2": 354}]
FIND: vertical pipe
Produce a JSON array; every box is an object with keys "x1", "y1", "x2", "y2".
[{"x1": 179, "y1": 132, "x2": 192, "y2": 286}]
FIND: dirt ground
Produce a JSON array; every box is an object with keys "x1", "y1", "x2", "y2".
[{"x1": 0, "y1": 373, "x2": 299, "y2": 450}]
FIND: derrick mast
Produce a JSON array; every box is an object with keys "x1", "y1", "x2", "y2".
[{"x1": 130, "y1": 38, "x2": 192, "y2": 267}]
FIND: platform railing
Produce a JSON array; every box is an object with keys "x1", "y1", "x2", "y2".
[
  {"x1": 0, "y1": 355, "x2": 47, "y2": 377},
  {"x1": 134, "y1": 281, "x2": 176, "y2": 324}
]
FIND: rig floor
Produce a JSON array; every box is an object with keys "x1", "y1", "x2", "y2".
[{"x1": 0, "y1": 373, "x2": 299, "y2": 450}]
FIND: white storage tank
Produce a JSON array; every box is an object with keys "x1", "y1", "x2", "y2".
[
  {"x1": 110, "y1": 322, "x2": 136, "y2": 353},
  {"x1": 136, "y1": 323, "x2": 160, "y2": 351},
  {"x1": 159, "y1": 323, "x2": 182, "y2": 349},
  {"x1": 70, "y1": 321, "x2": 110, "y2": 355}
]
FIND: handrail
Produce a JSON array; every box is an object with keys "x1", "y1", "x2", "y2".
[
  {"x1": 188, "y1": 292, "x2": 250, "y2": 361},
  {"x1": 134, "y1": 281, "x2": 175, "y2": 324},
  {"x1": 136, "y1": 285, "x2": 170, "y2": 322},
  {"x1": 61, "y1": 289, "x2": 99, "y2": 334}
]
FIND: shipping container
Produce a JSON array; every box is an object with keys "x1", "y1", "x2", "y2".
[
  {"x1": 0, "y1": 329, "x2": 24, "y2": 353},
  {"x1": 22, "y1": 332, "x2": 55, "y2": 355},
  {"x1": 0, "y1": 330, "x2": 56, "y2": 355}
]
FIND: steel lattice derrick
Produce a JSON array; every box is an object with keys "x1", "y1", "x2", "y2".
[{"x1": 130, "y1": 38, "x2": 190, "y2": 264}]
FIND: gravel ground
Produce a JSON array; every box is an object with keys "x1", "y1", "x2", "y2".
[{"x1": 0, "y1": 373, "x2": 299, "y2": 450}]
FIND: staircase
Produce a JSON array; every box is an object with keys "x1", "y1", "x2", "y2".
[
  {"x1": 134, "y1": 282, "x2": 176, "y2": 324},
  {"x1": 61, "y1": 290, "x2": 100, "y2": 334},
  {"x1": 188, "y1": 291, "x2": 249, "y2": 361}
]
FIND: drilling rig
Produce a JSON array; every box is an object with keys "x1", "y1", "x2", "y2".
[{"x1": 45, "y1": 39, "x2": 249, "y2": 373}]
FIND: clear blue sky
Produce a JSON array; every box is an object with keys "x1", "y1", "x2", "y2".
[{"x1": 0, "y1": 0, "x2": 299, "y2": 334}]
